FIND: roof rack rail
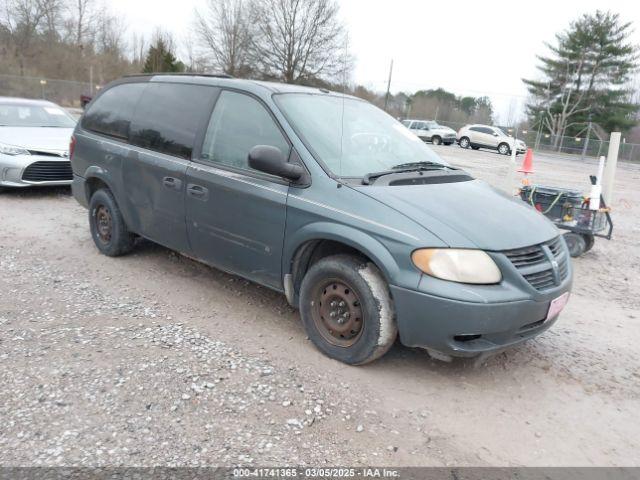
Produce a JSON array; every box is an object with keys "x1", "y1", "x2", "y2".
[{"x1": 123, "y1": 72, "x2": 234, "y2": 79}]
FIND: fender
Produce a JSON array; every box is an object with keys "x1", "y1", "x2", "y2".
[
  {"x1": 283, "y1": 221, "x2": 403, "y2": 285},
  {"x1": 82, "y1": 165, "x2": 115, "y2": 203}
]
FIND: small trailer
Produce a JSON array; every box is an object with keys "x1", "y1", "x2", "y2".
[{"x1": 520, "y1": 179, "x2": 613, "y2": 258}]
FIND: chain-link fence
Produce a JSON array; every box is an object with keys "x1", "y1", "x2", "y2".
[
  {"x1": 434, "y1": 119, "x2": 640, "y2": 163},
  {"x1": 0, "y1": 74, "x2": 93, "y2": 108}
]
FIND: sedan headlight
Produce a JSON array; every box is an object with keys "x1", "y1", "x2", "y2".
[
  {"x1": 411, "y1": 248, "x2": 502, "y2": 284},
  {"x1": 0, "y1": 141, "x2": 30, "y2": 156}
]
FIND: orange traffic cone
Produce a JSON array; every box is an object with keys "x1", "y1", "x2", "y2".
[{"x1": 519, "y1": 149, "x2": 535, "y2": 174}]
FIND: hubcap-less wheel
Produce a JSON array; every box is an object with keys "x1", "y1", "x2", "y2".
[
  {"x1": 312, "y1": 279, "x2": 364, "y2": 347},
  {"x1": 95, "y1": 205, "x2": 113, "y2": 244}
]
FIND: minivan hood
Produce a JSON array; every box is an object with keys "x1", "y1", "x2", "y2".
[
  {"x1": 355, "y1": 179, "x2": 558, "y2": 250},
  {"x1": 0, "y1": 127, "x2": 74, "y2": 154}
]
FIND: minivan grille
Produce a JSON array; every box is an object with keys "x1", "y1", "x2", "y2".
[
  {"x1": 503, "y1": 236, "x2": 569, "y2": 291},
  {"x1": 22, "y1": 161, "x2": 73, "y2": 182}
]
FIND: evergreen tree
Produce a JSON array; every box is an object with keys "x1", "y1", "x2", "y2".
[
  {"x1": 523, "y1": 11, "x2": 638, "y2": 148},
  {"x1": 143, "y1": 32, "x2": 185, "y2": 74}
]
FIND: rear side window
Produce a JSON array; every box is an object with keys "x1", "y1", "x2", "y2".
[
  {"x1": 130, "y1": 83, "x2": 215, "y2": 160},
  {"x1": 470, "y1": 126, "x2": 482, "y2": 132},
  {"x1": 82, "y1": 83, "x2": 146, "y2": 140}
]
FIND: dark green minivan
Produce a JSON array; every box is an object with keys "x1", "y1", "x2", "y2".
[{"x1": 71, "y1": 74, "x2": 572, "y2": 364}]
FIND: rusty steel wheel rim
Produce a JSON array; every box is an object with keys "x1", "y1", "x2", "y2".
[
  {"x1": 95, "y1": 205, "x2": 112, "y2": 244},
  {"x1": 311, "y1": 279, "x2": 364, "y2": 347}
]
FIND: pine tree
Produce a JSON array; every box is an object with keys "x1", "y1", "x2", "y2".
[
  {"x1": 143, "y1": 33, "x2": 185, "y2": 74},
  {"x1": 523, "y1": 11, "x2": 639, "y2": 148}
]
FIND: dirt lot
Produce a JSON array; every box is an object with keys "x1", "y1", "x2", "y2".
[{"x1": 0, "y1": 146, "x2": 639, "y2": 467}]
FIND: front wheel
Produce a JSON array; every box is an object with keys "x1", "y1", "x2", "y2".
[
  {"x1": 431, "y1": 136, "x2": 442, "y2": 146},
  {"x1": 299, "y1": 255, "x2": 397, "y2": 365},
  {"x1": 459, "y1": 137, "x2": 470, "y2": 149}
]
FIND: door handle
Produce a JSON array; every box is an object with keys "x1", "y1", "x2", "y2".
[
  {"x1": 163, "y1": 176, "x2": 182, "y2": 190},
  {"x1": 187, "y1": 184, "x2": 209, "y2": 200}
]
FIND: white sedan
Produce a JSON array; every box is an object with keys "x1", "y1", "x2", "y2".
[{"x1": 0, "y1": 97, "x2": 76, "y2": 189}]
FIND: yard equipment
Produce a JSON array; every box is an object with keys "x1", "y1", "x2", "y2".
[{"x1": 520, "y1": 178, "x2": 613, "y2": 257}]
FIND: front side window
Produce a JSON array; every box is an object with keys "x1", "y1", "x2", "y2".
[
  {"x1": 274, "y1": 93, "x2": 447, "y2": 177},
  {"x1": 82, "y1": 83, "x2": 146, "y2": 139},
  {"x1": 200, "y1": 90, "x2": 290, "y2": 171},
  {"x1": 130, "y1": 83, "x2": 215, "y2": 159},
  {"x1": 0, "y1": 103, "x2": 76, "y2": 128}
]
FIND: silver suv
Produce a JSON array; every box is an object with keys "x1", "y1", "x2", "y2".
[
  {"x1": 457, "y1": 124, "x2": 526, "y2": 155},
  {"x1": 402, "y1": 119, "x2": 457, "y2": 145}
]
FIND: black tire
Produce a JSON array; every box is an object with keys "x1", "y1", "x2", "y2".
[
  {"x1": 459, "y1": 137, "x2": 470, "y2": 149},
  {"x1": 564, "y1": 232, "x2": 586, "y2": 258},
  {"x1": 431, "y1": 136, "x2": 442, "y2": 146},
  {"x1": 582, "y1": 234, "x2": 595, "y2": 253},
  {"x1": 299, "y1": 254, "x2": 397, "y2": 365},
  {"x1": 89, "y1": 188, "x2": 135, "y2": 257},
  {"x1": 471, "y1": 146, "x2": 480, "y2": 150},
  {"x1": 498, "y1": 143, "x2": 511, "y2": 155}
]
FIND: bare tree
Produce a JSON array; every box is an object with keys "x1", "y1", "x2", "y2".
[
  {"x1": 1, "y1": 0, "x2": 48, "y2": 74},
  {"x1": 249, "y1": 0, "x2": 349, "y2": 83},
  {"x1": 193, "y1": 0, "x2": 251, "y2": 76}
]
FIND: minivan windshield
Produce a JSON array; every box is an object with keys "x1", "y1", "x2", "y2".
[
  {"x1": 275, "y1": 94, "x2": 447, "y2": 177},
  {"x1": 0, "y1": 103, "x2": 76, "y2": 128}
]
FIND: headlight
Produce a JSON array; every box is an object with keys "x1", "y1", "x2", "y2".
[
  {"x1": 0, "y1": 142, "x2": 30, "y2": 156},
  {"x1": 411, "y1": 249, "x2": 502, "y2": 284}
]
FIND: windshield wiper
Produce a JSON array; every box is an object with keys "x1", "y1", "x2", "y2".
[
  {"x1": 362, "y1": 161, "x2": 456, "y2": 185},
  {"x1": 391, "y1": 161, "x2": 455, "y2": 170}
]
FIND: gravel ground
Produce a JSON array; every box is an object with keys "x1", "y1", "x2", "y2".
[{"x1": 0, "y1": 146, "x2": 639, "y2": 467}]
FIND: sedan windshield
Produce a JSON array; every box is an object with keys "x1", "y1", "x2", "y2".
[
  {"x1": 0, "y1": 103, "x2": 76, "y2": 128},
  {"x1": 275, "y1": 94, "x2": 447, "y2": 177}
]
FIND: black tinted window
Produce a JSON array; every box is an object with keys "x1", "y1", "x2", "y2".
[
  {"x1": 200, "y1": 91, "x2": 289, "y2": 170},
  {"x1": 82, "y1": 83, "x2": 145, "y2": 139},
  {"x1": 470, "y1": 126, "x2": 482, "y2": 132},
  {"x1": 130, "y1": 83, "x2": 215, "y2": 159}
]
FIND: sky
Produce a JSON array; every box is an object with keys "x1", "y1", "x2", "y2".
[{"x1": 108, "y1": 0, "x2": 640, "y2": 122}]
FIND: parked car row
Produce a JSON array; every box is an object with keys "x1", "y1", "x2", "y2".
[
  {"x1": 1, "y1": 78, "x2": 571, "y2": 366},
  {"x1": 401, "y1": 118, "x2": 527, "y2": 155},
  {"x1": 0, "y1": 97, "x2": 76, "y2": 189}
]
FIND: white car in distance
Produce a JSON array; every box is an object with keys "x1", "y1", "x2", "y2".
[
  {"x1": 401, "y1": 119, "x2": 457, "y2": 145},
  {"x1": 457, "y1": 124, "x2": 526, "y2": 155}
]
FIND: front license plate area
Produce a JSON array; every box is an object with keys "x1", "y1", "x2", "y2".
[{"x1": 546, "y1": 292, "x2": 570, "y2": 321}]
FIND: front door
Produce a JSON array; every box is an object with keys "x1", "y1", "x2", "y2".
[{"x1": 186, "y1": 90, "x2": 292, "y2": 289}]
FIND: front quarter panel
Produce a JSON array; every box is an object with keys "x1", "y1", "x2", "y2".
[{"x1": 283, "y1": 175, "x2": 445, "y2": 291}]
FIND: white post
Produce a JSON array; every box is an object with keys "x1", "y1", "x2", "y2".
[
  {"x1": 505, "y1": 126, "x2": 518, "y2": 195},
  {"x1": 602, "y1": 132, "x2": 621, "y2": 205}
]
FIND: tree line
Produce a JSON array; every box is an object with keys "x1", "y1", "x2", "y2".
[{"x1": 1, "y1": 0, "x2": 637, "y2": 137}]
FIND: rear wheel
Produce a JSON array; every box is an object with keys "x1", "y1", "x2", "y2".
[
  {"x1": 89, "y1": 188, "x2": 135, "y2": 257},
  {"x1": 564, "y1": 232, "x2": 586, "y2": 258},
  {"x1": 299, "y1": 254, "x2": 397, "y2": 365},
  {"x1": 459, "y1": 137, "x2": 470, "y2": 149},
  {"x1": 498, "y1": 143, "x2": 511, "y2": 155},
  {"x1": 431, "y1": 136, "x2": 442, "y2": 146}
]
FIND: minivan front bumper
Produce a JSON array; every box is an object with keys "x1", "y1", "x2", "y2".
[{"x1": 390, "y1": 273, "x2": 572, "y2": 359}]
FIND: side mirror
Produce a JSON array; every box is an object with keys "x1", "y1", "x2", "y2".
[
  {"x1": 492, "y1": 132, "x2": 499, "y2": 137},
  {"x1": 248, "y1": 145, "x2": 303, "y2": 181}
]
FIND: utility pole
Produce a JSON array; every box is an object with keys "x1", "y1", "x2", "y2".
[
  {"x1": 384, "y1": 59, "x2": 394, "y2": 112},
  {"x1": 580, "y1": 113, "x2": 593, "y2": 161},
  {"x1": 89, "y1": 65, "x2": 94, "y2": 97}
]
